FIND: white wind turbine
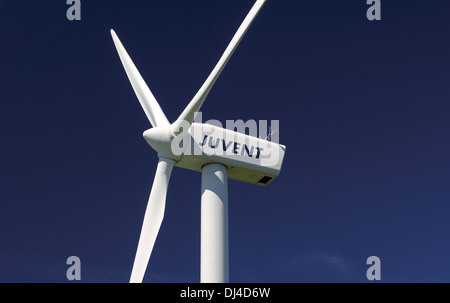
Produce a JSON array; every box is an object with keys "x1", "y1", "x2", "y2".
[{"x1": 110, "y1": 0, "x2": 285, "y2": 283}]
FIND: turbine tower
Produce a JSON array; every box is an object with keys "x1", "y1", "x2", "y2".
[{"x1": 110, "y1": 0, "x2": 285, "y2": 283}]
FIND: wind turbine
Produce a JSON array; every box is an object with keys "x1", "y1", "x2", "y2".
[{"x1": 110, "y1": 0, "x2": 285, "y2": 283}]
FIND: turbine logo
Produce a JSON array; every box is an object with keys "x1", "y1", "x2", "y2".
[
  {"x1": 193, "y1": 111, "x2": 280, "y2": 143},
  {"x1": 199, "y1": 135, "x2": 265, "y2": 159}
]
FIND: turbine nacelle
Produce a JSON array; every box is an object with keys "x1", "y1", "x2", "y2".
[
  {"x1": 176, "y1": 123, "x2": 285, "y2": 186},
  {"x1": 144, "y1": 122, "x2": 285, "y2": 185}
]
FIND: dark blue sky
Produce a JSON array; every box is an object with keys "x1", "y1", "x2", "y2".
[{"x1": 1, "y1": 0, "x2": 450, "y2": 282}]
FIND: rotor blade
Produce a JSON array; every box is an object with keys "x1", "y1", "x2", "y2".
[
  {"x1": 171, "y1": 0, "x2": 267, "y2": 135},
  {"x1": 129, "y1": 158, "x2": 175, "y2": 283},
  {"x1": 111, "y1": 29, "x2": 170, "y2": 128}
]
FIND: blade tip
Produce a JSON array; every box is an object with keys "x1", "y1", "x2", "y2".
[{"x1": 110, "y1": 28, "x2": 117, "y2": 39}]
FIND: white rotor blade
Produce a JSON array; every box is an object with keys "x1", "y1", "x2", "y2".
[
  {"x1": 111, "y1": 29, "x2": 170, "y2": 128},
  {"x1": 171, "y1": 0, "x2": 267, "y2": 134},
  {"x1": 130, "y1": 158, "x2": 175, "y2": 283}
]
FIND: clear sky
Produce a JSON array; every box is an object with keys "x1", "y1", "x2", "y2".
[{"x1": 1, "y1": 0, "x2": 450, "y2": 282}]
